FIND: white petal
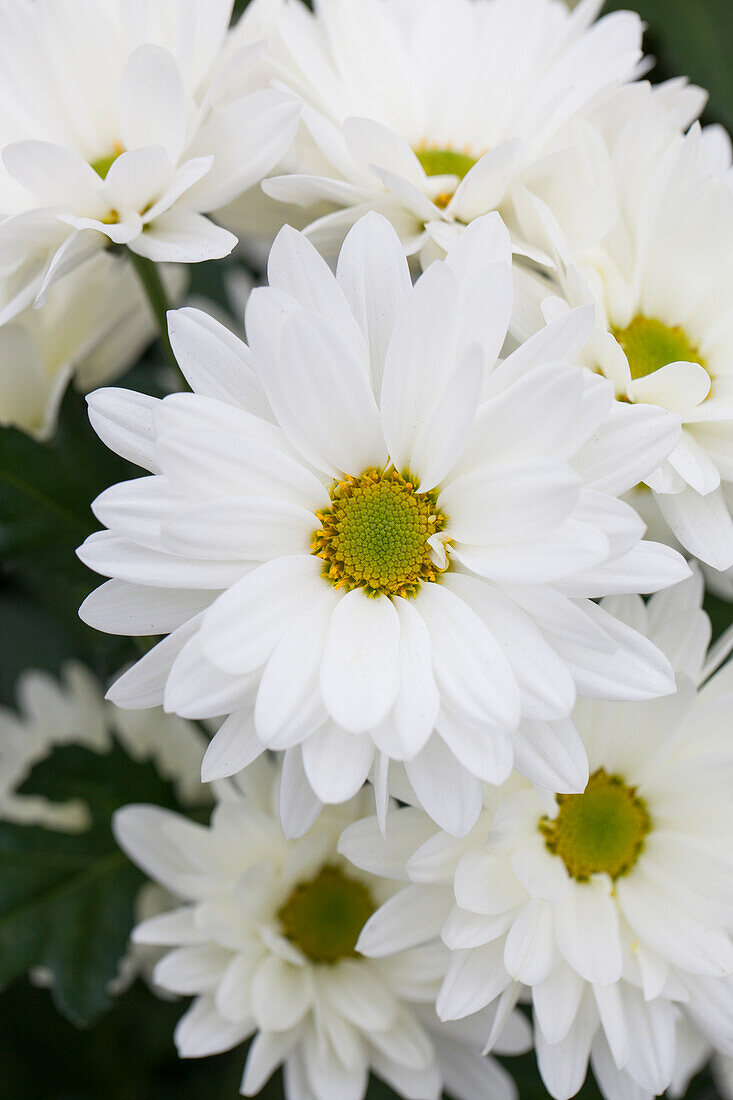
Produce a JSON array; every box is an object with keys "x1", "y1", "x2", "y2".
[
  {"x1": 503, "y1": 899, "x2": 555, "y2": 985},
  {"x1": 251, "y1": 956, "x2": 313, "y2": 1031},
  {"x1": 320, "y1": 591, "x2": 400, "y2": 734},
  {"x1": 161, "y1": 496, "x2": 316, "y2": 560},
  {"x1": 79, "y1": 579, "x2": 212, "y2": 636},
  {"x1": 535, "y1": 995, "x2": 597, "y2": 1100},
  {"x1": 336, "y1": 212, "x2": 412, "y2": 396},
  {"x1": 436, "y1": 943, "x2": 511, "y2": 1021},
  {"x1": 301, "y1": 725, "x2": 375, "y2": 803},
  {"x1": 410, "y1": 342, "x2": 483, "y2": 492},
  {"x1": 415, "y1": 582, "x2": 520, "y2": 730},
  {"x1": 441, "y1": 459, "x2": 580, "y2": 546},
  {"x1": 572, "y1": 402, "x2": 681, "y2": 497},
  {"x1": 129, "y1": 209, "x2": 236, "y2": 263},
  {"x1": 387, "y1": 596, "x2": 440, "y2": 759},
  {"x1": 356, "y1": 885, "x2": 453, "y2": 958},
  {"x1": 119, "y1": 45, "x2": 187, "y2": 164},
  {"x1": 255, "y1": 589, "x2": 338, "y2": 749},
  {"x1": 405, "y1": 734, "x2": 483, "y2": 837},
  {"x1": 263, "y1": 306, "x2": 385, "y2": 477},
  {"x1": 87, "y1": 387, "x2": 160, "y2": 472},
  {"x1": 656, "y1": 484, "x2": 733, "y2": 571},
  {"x1": 555, "y1": 879, "x2": 622, "y2": 985},
  {"x1": 513, "y1": 718, "x2": 589, "y2": 794},
  {"x1": 167, "y1": 307, "x2": 271, "y2": 419},
  {"x1": 380, "y1": 262, "x2": 459, "y2": 472},
  {"x1": 201, "y1": 710, "x2": 263, "y2": 782},
  {"x1": 175, "y1": 996, "x2": 251, "y2": 1058},
  {"x1": 200, "y1": 555, "x2": 324, "y2": 676},
  {"x1": 279, "y1": 747, "x2": 324, "y2": 839}
]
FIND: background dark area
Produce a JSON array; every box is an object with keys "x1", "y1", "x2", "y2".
[{"x1": 0, "y1": 1, "x2": 731, "y2": 1097}]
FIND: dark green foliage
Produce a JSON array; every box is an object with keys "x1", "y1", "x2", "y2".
[{"x1": 0, "y1": 742, "x2": 183, "y2": 1028}]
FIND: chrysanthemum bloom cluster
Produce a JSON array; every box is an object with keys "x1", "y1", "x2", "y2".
[
  {"x1": 233, "y1": 0, "x2": 645, "y2": 266},
  {"x1": 115, "y1": 755, "x2": 532, "y2": 1100},
  {"x1": 344, "y1": 573, "x2": 733, "y2": 1100},
  {"x1": 0, "y1": 0, "x2": 725, "y2": 1097},
  {"x1": 79, "y1": 213, "x2": 689, "y2": 840},
  {"x1": 0, "y1": 0, "x2": 300, "y2": 319}
]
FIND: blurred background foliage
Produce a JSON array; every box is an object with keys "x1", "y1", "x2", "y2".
[{"x1": 0, "y1": 0, "x2": 730, "y2": 1097}]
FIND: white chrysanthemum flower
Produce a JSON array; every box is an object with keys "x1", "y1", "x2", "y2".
[
  {"x1": 78, "y1": 212, "x2": 688, "y2": 838},
  {"x1": 0, "y1": 0, "x2": 300, "y2": 320},
  {"x1": 516, "y1": 84, "x2": 733, "y2": 572},
  {"x1": 0, "y1": 252, "x2": 185, "y2": 439},
  {"x1": 0, "y1": 661, "x2": 210, "y2": 992},
  {"x1": 249, "y1": 0, "x2": 644, "y2": 266},
  {"x1": 114, "y1": 756, "x2": 530, "y2": 1100},
  {"x1": 346, "y1": 575, "x2": 733, "y2": 1100}
]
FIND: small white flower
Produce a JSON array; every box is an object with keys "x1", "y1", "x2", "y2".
[
  {"x1": 114, "y1": 756, "x2": 529, "y2": 1100},
  {"x1": 0, "y1": 252, "x2": 184, "y2": 439},
  {"x1": 251, "y1": 0, "x2": 644, "y2": 266},
  {"x1": 517, "y1": 84, "x2": 733, "y2": 572},
  {"x1": 347, "y1": 577, "x2": 733, "y2": 1100},
  {"x1": 0, "y1": 0, "x2": 300, "y2": 318},
  {"x1": 79, "y1": 212, "x2": 688, "y2": 838}
]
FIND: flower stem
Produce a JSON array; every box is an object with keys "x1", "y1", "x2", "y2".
[{"x1": 128, "y1": 250, "x2": 179, "y2": 372}]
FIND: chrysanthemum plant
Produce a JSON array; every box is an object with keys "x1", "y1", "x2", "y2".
[{"x1": 0, "y1": 1, "x2": 732, "y2": 1099}]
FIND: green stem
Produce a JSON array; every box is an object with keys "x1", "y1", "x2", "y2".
[{"x1": 127, "y1": 250, "x2": 179, "y2": 373}]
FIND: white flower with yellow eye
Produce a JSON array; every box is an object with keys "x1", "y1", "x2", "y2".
[
  {"x1": 249, "y1": 0, "x2": 644, "y2": 267},
  {"x1": 114, "y1": 756, "x2": 530, "y2": 1100},
  {"x1": 0, "y1": 0, "x2": 300, "y2": 320},
  {"x1": 78, "y1": 212, "x2": 687, "y2": 839},
  {"x1": 515, "y1": 85, "x2": 733, "y2": 572},
  {"x1": 346, "y1": 577, "x2": 733, "y2": 1100}
]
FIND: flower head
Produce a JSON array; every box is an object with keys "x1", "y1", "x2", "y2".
[
  {"x1": 114, "y1": 756, "x2": 529, "y2": 1100},
  {"x1": 348, "y1": 576, "x2": 733, "y2": 1099},
  {"x1": 519, "y1": 84, "x2": 733, "y2": 571},
  {"x1": 79, "y1": 211, "x2": 688, "y2": 837},
  {"x1": 0, "y1": 0, "x2": 300, "y2": 317},
  {"x1": 249, "y1": 0, "x2": 643, "y2": 265}
]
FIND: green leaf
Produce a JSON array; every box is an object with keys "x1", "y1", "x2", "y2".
[
  {"x1": 0, "y1": 386, "x2": 132, "y2": 575},
  {"x1": 0, "y1": 740, "x2": 183, "y2": 1028},
  {"x1": 603, "y1": 0, "x2": 733, "y2": 131}
]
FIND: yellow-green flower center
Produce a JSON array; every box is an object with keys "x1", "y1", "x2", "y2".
[
  {"x1": 613, "y1": 316, "x2": 705, "y2": 381},
  {"x1": 278, "y1": 865, "x2": 376, "y2": 965},
  {"x1": 540, "y1": 769, "x2": 651, "y2": 882},
  {"x1": 311, "y1": 468, "x2": 449, "y2": 598},
  {"x1": 415, "y1": 147, "x2": 478, "y2": 181},
  {"x1": 414, "y1": 146, "x2": 478, "y2": 210},
  {"x1": 90, "y1": 144, "x2": 124, "y2": 180}
]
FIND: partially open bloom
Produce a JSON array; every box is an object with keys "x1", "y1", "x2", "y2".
[
  {"x1": 348, "y1": 574, "x2": 733, "y2": 1099},
  {"x1": 0, "y1": 0, "x2": 300, "y2": 320},
  {"x1": 517, "y1": 85, "x2": 733, "y2": 571},
  {"x1": 251, "y1": 0, "x2": 643, "y2": 265},
  {"x1": 114, "y1": 756, "x2": 530, "y2": 1100},
  {"x1": 0, "y1": 252, "x2": 184, "y2": 439},
  {"x1": 79, "y1": 212, "x2": 687, "y2": 837}
]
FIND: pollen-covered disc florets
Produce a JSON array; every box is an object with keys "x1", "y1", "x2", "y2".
[
  {"x1": 540, "y1": 768, "x2": 651, "y2": 881},
  {"x1": 278, "y1": 864, "x2": 377, "y2": 965},
  {"x1": 613, "y1": 316, "x2": 707, "y2": 382},
  {"x1": 311, "y1": 467, "x2": 450, "y2": 598}
]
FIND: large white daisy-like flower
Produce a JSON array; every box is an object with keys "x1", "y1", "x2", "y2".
[
  {"x1": 78, "y1": 212, "x2": 688, "y2": 838},
  {"x1": 114, "y1": 756, "x2": 530, "y2": 1100},
  {"x1": 0, "y1": 661, "x2": 210, "y2": 992},
  {"x1": 0, "y1": 252, "x2": 184, "y2": 439},
  {"x1": 244, "y1": 0, "x2": 644, "y2": 265},
  {"x1": 0, "y1": 0, "x2": 300, "y2": 321},
  {"x1": 515, "y1": 84, "x2": 733, "y2": 572},
  {"x1": 347, "y1": 574, "x2": 733, "y2": 1100}
]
